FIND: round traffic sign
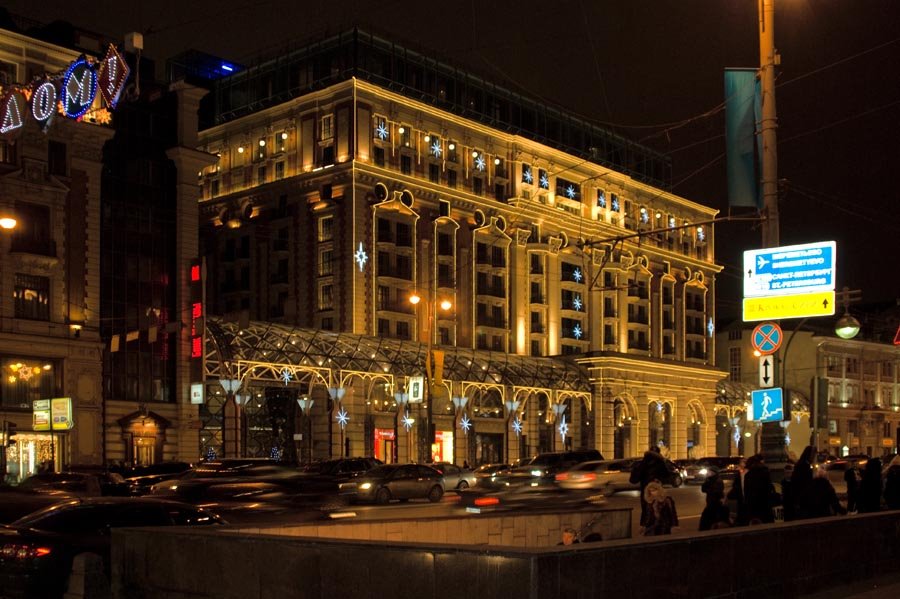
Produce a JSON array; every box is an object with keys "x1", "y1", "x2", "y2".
[{"x1": 751, "y1": 322, "x2": 783, "y2": 355}]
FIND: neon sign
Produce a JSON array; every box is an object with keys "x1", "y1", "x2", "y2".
[{"x1": 0, "y1": 44, "x2": 129, "y2": 136}]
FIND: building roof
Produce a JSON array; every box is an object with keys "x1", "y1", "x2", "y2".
[{"x1": 206, "y1": 319, "x2": 592, "y2": 393}]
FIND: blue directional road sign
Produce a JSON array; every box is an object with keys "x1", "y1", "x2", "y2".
[
  {"x1": 749, "y1": 388, "x2": 787, "y2": 423},
  {"x1": 744, "y1": 241, "x2": 836, "y2": 298}
]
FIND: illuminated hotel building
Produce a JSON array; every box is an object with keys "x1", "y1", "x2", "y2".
[{"x1": 193, "y1": 30, "x2": 726, "y2": 463}]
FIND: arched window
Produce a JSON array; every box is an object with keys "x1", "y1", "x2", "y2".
[{"x1": 648, "y1": 401, "x2": 671, "y2": 451}]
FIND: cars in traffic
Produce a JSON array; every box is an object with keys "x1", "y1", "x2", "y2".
[
  {"x1": 555, "y1": 458, "x2": 684, "y2": 494},
  {"x1": 353, "y1": 464, "x2": 444, "y2": 504},
  {"x1": 493, "y1": 449, "x2": 604, "y2": 487},
  {"x1": 683, "y1": 457, "x2": 743, "y2": 484},
  {"x1": 0, "y1": 497, "x2": 224, "y2": 599},
  {"x1": 120, "y1": 462, "x2": 193, "y2": 496},
  {"x1": 15, "y1": 471, "x2": 131, "y2": 497},
  {"x1": 458, "y1": 484, "x2": 605, "y2": 513},
  {"x1": 430, "y1": 462, "x2": 476, "y2": 491},
  {"x1": 149, "y1": 459, "x2": 290, "y2": 495}
]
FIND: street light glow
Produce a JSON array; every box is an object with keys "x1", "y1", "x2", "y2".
[
  {"x1": 439, "y1": 299, "x2": 452, "y2": 311},
  {"x1": 0, "y1": 217, "x2": 16, "y2": 229},
  {"x1": 409, "y1": 294, "x2": 421, "y2": 305}
]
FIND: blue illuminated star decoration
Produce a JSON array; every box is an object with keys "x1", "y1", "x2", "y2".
[
  {"x1": 558, "y1": 415, "x2": 568, "y2": 442},
  {"x1": 732, "y1": 427, "x2": 741, "y2": 446},
  {"x1": 597, "y1": 191, "x2": 607, "y2": 208},
  {"x1": 474, "y1": 154, "x2": 486, "y2": 172},
  {"x1": 707, "y1": 317, "x2": 715, "y2": 338},
  {"x1": 572, "y1": 295, "x2": 583, "y2": 311},
  {"x1": 354, "y1": 242, "x2": 368, "y2": 272},
  {"x1": 611, "y1": 197, "x2": 620, "y2": 212},
  {"x1": 784, "y1": 432, "x2": 791, "y2": 446},
  {"x1": 375, "y1": 121, "x2": 389, "y2": 141},
  {"x1": 565, "y1": 184, "x2": 576, "y2": 200},
  {"x1": 572, "y1": 324, "x2": 583, "y2": 340},
  {"x1": 539, "y1": 172, "x2": 549, "y2": 189},
  {"x1": 512, "y1": 417, "x2": 523, "y2": 436},
  {"x1": 431, "y1": 139, "x2": 442, "y2": 158},
  {"x1": 402, "y1": 410, "x2": 415, "y2": 431},
  {"x1": 572, "y1": 267, "x2": 583, "y2": 283},
  {"x1": 336, "y1": 407, "x2": 350, "y2": 430},
  {"x1": 280, "y1": 367, "x2": 293, "y2": 385},
  {"x1": 523, "y1": 167, "x2": 533, "y2": 184},
  {"x1": 460, "y1": 414, "x2": 472, "y2": 434}
]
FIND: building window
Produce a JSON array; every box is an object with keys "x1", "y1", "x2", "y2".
[
  {"x1": 396, "y1": 321, "x2": 410, "y2": 340},
  {"x1": 11, "y1": 202, "x2": 53, "y2": 256},
  {"x1": 398, "y1": 124, "x2": 410, "y2": 147},
  {"x1": 378, "y1": 319, "x2": 390, "y2": 336},
  {"x1": 522, "y1": 163, "x2": 533, "y2": 185},
  {"x1": 429, "y1": 163, "x2": 440, "y2": 183},
  {"x1": 555, "y1": 177, "x2": 580, "y2": 201},
  {"x1": 320, "y1": 115, "x2": 334, "y2": 141},
  {"x1": 729, "y1": 347, "x2": 741, "y2": 382},
  {"x1": 473, "y1": 177, "x2": 483, "y2": 195},
  {"x1": 447, "y1": 141, "x2": 458, "y2": 162},
  {"x1": 447, "y1": 169, "x2": 457, "y2": 188},
  {"x1": 538, "y1": 169, "x2": 549, "y2": 190},
  {"x1": 321, "y1": 317, "x2": 333, "y2": 331},
  {"x1": 374, "y1": 146, "x2": 385, "y2": 167},
  {"x1": 321, "y1": 145, "x2": 334, "y2": 166},
  {"x1": 0, "y1": 139, "x2": 16, "y2": 165},
  {"x1": 318, "y1": 249, "x2": 333, "y2": 276},
  {"x1": 48, "y1": 141, "x2": 67, "y2": 176},
  {"x1": 374, "y1": 116, "x2": 389, "y2": 142},
  {"x1": 211, "y1": 179, "x2": 220, "y2": 196},
  {"x1": 494, "y1": 183, "x2": 506, "y2": 202},
  {"x1": 14, "y1": 274, "x2": 50, "y2": 320},
  {"x1": 257, "y1": 166, "x2": 267, "y2": 185},
  {"x1": 318, "y1": 216, "x2": 333, "y2": 242},
  {"x1": 318, "y1": 284, "x2": 333, "y2": 310},
  {"x1": 275, "y1": 161, "x2": 284, "y2": 180},
  {"x1": 401, "y1": 155, "x2": 412, "y2": 175},
  {"x1": 1, "y1": 357, "x2": 59, "y2": 408}
]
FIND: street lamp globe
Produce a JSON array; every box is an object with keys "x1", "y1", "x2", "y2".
[
  {"x1": 834, "y1": 313, "x2": 860, "y2": 339},
  {"x1": 409, "y1": 293, "x2": 421, "y2": 305},
  {"x1": 0, "y1": 217, "x2": 16, "y2": 229},
  {"x1": 439, "y1": 299, "x2": 452, "y2": 311}
]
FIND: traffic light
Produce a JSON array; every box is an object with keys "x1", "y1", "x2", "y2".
[{"x1": 6, "y1": 421, "x2": 17, "y2": 446}]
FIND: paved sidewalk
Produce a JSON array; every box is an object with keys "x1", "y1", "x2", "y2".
[{"x1": 800, "y1": 573, "x2": 900, "y2": 599}]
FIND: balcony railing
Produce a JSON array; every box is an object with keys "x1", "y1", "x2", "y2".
[
  {"x1": 377, "y1": 300, "x2": 415, "y2": 315},
  {"x1": 476, "y1": 316, "x2": 507, "y2": 328},
  {"x1": 477, "y1": 285, "x2": 506, "y2": 298}
]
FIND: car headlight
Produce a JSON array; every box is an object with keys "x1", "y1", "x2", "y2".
[
  {"x1": 699, "y1": 468, "x2": 707, "y2": 476},
  {"x1": 359, "y1": 482, "x2": 372, "y2": 490},
  {"x1": 531, "y1": 470, "x2": 542, "y2": 477}
]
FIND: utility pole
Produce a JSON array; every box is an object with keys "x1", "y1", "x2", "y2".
[{"x1": 759, "y1": 0, "x2": 779, "y2": 248}]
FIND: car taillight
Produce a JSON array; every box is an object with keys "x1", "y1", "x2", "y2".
[
  {"x1": 555, "y1": 473, "x2": 569, "y2": 481},
  {"x1": 473, "y1": 497, "x2": 500, "y2": 507},
  {"x1": 582, "y1": 473, "x2": 596, "y2": 481},
  {"x1": 2, "y1": 543, "x2": 52, "y2": 559}
]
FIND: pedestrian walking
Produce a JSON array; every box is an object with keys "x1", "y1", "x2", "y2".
[
  {"x1": 808, "y1": 465, "x2": 847, "y2": 517},
  {"x1": 844, "y1": 461, "x2": 860, "y2": 513},
  {"x1": 699, "y1": 471, "x2": 730, "y2": 530},
  {"x1": 642, "y1": 481, "x2": 678, "y2": 536},
  {"x1": 857, "y1": 457, "x2": 883, "y2": 513},
  {"x1": 630, "y1": 446, "x2": 669, "y2": 528},
  {"x1": 883, "y1": 454, "x2": 900, "y2": 510},
  {"x1": 791, "y1": 446, "x2": 815, "y2": 519},
  {"x1": 726, "y1": 458, "x2": 747, "y2": 524}
]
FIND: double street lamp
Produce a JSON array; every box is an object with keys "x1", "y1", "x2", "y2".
[
  {"x1": 393, "y1": 390, "x2": 410, "y2": 463},
  {"x1": 220, "y1": 378, "x2": 250, "y2": 457},
  {"x1": 297, "y1": 395, "x2": 314, "y2": 464},
  {"x1": 409, "y1": 292, "x2": 452, "y2": 463}
]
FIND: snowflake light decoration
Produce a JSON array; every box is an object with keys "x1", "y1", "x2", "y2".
[
  {"x1": 572, "y1": 295, "x2": 583, "y2": 311},
  {"x1": 523, "y1": 167, "x2": 533, "y2": 184},
  {"x1": 280, "y1": 368, "x2": 293, "y2": 385},
  {"x1": 611, "y1": 197, "x2": 620, "y2": 212},
  {"x1": 732, "y1": 427, "x2": 741, "y2": 446},
  {"x1": 375, "y1": 121, "x2": 389, "y2": 141},
  {"x1": 336, "y1": 407, "x2": 350, "y2": 429},
  {"x1": 431, "y1": 139, "x2": 442, "y2": 158},
  {"x1": 597, "y1": 191, "x2": 607, "y2": 208},
  {"x1": 784, "y1": 432, "x2": 791, "y2": 446},
  {"x1": 572, "y1": 267, "x2": 583, "y2": 283},
  {"x1": 270, "y1": 446, "x2": 283, "y2": 460},
  {"x1": 565, "y1": 184, "x2": 576, "y2": 199},
  {"x1": 354, "y1": 242, "x2": 368, "y2": 272},
  {"x1": 205, "y1": 447, "x2": 217, "y2": 461},
  {"x1": 640, "y1": 209, "x2": 649, "y2": 224},
  {"x1": 460, "y1": 414, "x2": 472, "y2": 434},
  {"x1": 474, "y1": 154, "x2": 486, "y2": 171},
  {"x1": 697, "y1": 226, "x2": 706, "y2": 242},
  {"x1": 539, "y1": 172, "x2": 549, "y2": 189},
  {"x1": 669, "y1": 216, "x2": 676, "y2": 229},
  {"x1": 558, "y1": 415, "x2": 568, "y2": 441},
  {"x1": 572, "y1": 323, "x2": 583, "y2": 340},
  {"x1": 707, "y1": 317, "x2": 715, "y2": 337},
  {"x1": 402, "y1": 410, "x2": 415, "y2": 431},
  {"x1": 512, "y1": 417, "x2": 523, "y2": 436}
]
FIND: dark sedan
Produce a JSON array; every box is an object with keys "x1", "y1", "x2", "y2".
[
  {"x1": 354, "y1": 464, "x2": 444, "y2": 504},
  {"x1": 0, "y1": 497, "x2": 223, "y2": 599}
]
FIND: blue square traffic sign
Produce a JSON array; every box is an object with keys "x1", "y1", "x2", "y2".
[{"x1": 749, "y1": 388, "x2": 786, "y2": 423}]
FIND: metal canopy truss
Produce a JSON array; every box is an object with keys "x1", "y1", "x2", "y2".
[{"x1": 205, "y1": 319, "x2": 592, "y2": 394}]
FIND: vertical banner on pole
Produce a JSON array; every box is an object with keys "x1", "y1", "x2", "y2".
[{"x1": 725, "y1": 68, "x2": 761, "y2": 209}]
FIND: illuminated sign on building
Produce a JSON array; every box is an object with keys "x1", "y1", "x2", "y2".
[{"x1": 0, "y1": 45, "x2": 130, "y2": 136}]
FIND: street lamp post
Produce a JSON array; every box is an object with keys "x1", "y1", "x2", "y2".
[
  {"x1": 220, "y1": 378, "x2": 242, "y2": 458},
  {"x1": 410, "y1": 293, "x2": 452, "y2": 463},
  {"x1": 504, "y1": 399, "x2": 520, "y2": 464},
  {"x1": 551, "y1": 402, "x2": 567, "y2": 451},
  {"x1": 328, "y1": 386, "x2": 346, "y2": 457},
  {"x1": 451, "y1": 395, "x2": 469, "y2": 465},
  {"x1": 297, "y1": 395, "x2": 314, "y2": 464}
]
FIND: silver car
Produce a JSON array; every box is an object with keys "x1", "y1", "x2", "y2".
[
  {"x1": 431, "y1": 462, "x2": 476, "y2": 491},
  {"x1": 555, "y1": 459, "x2": 636, "y2": 492}
]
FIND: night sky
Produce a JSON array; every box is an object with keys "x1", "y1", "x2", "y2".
[{"x1": 8, "y1": 0, "x2": 898, "y2": 319}]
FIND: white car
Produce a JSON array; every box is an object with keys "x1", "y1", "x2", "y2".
[{"x1": 554, "y1": 459, "x2": 636, "y2": 493}]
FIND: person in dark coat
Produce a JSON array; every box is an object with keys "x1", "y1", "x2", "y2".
[
  {"x1": 699, "y1": 471, "x2": 730, "y2": 530},
  {"x1": 642, "y1": 481, "x2": 678, "y2": 536},
  {"x1": 882, "y1": 455, "x2": 900, "y2": 510},
  {"x1": 844, "y1": 462, "x2": 860, "y2": 513},
  {"x1": 742, "y1": 454, "x2": 775, "y2": 524},
  {"x1": 726, "y1": 458, "x2": 747, "y2": 524},
  {"x1": 791, "y1": 446, "x2": 815, "y2": 519},
  {"x1": 630, "y1": 446, "x2": 669, "y2": 527},
  {"x1": 808, "y1": 466, "x2": 847, "y2": 517},
  {"x1": 857, "y1": 457, "x2": 883, "y2": 513}
]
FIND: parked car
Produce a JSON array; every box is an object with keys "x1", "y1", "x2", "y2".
[
  {"x1": 555, "y1": 458, "x2": 684, "y2": 494},
  {"x1": 0, "y1": 497, "x2": 224, "y2": 599},
  {"x1": 121, "y1": 462, "x2": 193, "y2": 496},
  {"x1": 16, "y1": 471, "x2": 130, "y2": 497},
  {"x1": 430, "y1": 462, "x2": 476, "y2": 491},
  {"x1": 354, "y1": 464, "x2": 444, "y2": 504}
]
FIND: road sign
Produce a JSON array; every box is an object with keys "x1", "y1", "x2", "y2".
[
  {"x1": 758, "y1": 356, "x2": 775, "y2": 388},
  {"x1": 749, "y1": 388, "x2": 786, "y2": 423},
  {"x1": 744, "y1": 241, "x2": 836, "y2": 298},
  {"x1": 743, "y1": 290, "x2": 835, "y2": 322},
  {"x1": 751, "y1": 322, "x2": 783, "y2": 355}
]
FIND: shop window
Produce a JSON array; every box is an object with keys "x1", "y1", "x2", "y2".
[{"x1": 2, "y1": 357, "x2": 58, "y2": 408}]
